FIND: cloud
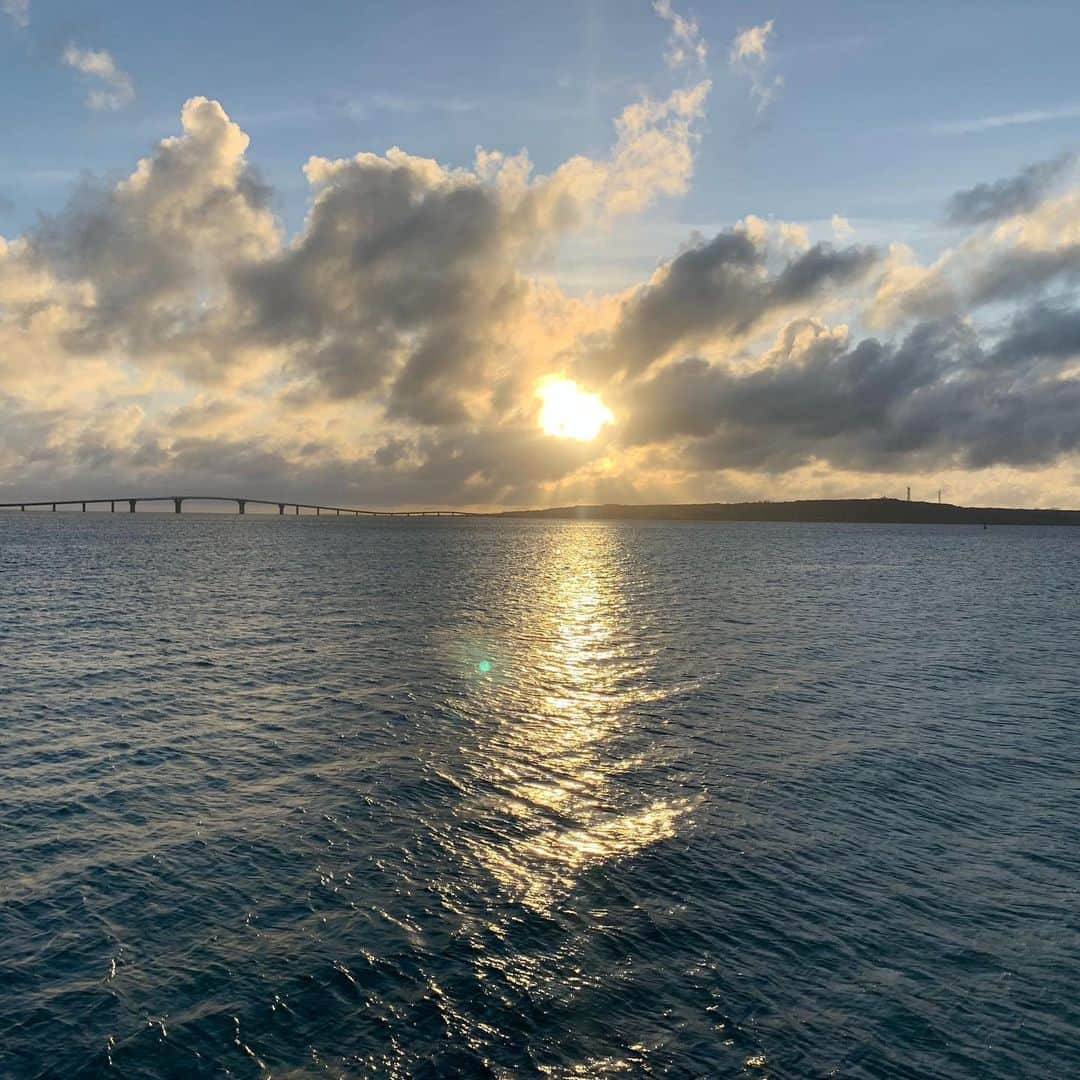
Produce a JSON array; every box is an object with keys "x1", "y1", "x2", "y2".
[
  {"x1": 653, "y1": 0, "x2": 707, "y2": 69},
  {"x1": 990, "y1": 302, "x2": 1080, "y2": 368},
  {"x1": 2, "y1": 0, "x2": 28, "y2": 28},
  {"x1": 730, "y1": 20, "x2": 772, "y2": 63},
  {"x1": 945, "y1": 152, "x2": 1076, "y2": 225},
  {"x1": 831, "y1": 214, "x2": 854, "y2": 241},
  {"x1": 741, "y1": 213, "x2": 809, "y2": 252},
  {"x1": 578, "y1": 229, "x2": 878, "y2": 379},
  {"x1": 229, "y1": 71, "x2": 709, "y2": 422},
  {"x1": 600, "y1": 80, "x2": 711, "y2": 216},
  {"x1": 933, "y1": 103, "x2": 1080, "y2": 136},
  {"x1": 31, "y1": 97, "x2": 277, "y2": 372},
  {"x1": 729, "y1": 19, "x2": 783, "y2": 112},
  {"x1": 968, "y1": 244, "x2": 1080, "y2": 307},
  {"x1": 621, "y1": 317, "x2": 1080, "y2": 473},
  {"x1": 4, "y1": 8, "x2": 1080, "y2": 511},
  {"x1": 62, "y1": 45, "x2": 135, "y2": 111},
  {"x1": 869, "y1": 173, "x2": 1080, "y2": 327},
  {"x1": 366, "y1": 93, "x2": 478, "y2": 115}
]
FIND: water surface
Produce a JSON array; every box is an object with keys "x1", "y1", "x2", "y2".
[{"x1": 1, "y1": 515, "x2": 1077, "y2": 1077}]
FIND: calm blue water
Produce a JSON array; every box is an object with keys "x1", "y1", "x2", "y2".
[{"x1": 0, "y1": 514, "x2": 1077, "y2": 1078}]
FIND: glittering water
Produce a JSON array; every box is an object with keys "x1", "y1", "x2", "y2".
[{"x1": 1, "y1": 514, "x2": 1077, "y2": 1079}]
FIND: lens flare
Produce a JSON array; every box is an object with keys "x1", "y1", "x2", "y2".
[{"x1": 537, "y1": 378, "x2": 613, "y2": 441}]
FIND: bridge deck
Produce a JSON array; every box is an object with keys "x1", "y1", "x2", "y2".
[{"x1": 0, "y1": 496, "x2": 480, "y2": 517}]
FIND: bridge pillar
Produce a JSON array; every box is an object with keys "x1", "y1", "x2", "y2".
[
  {"x1": 129, "y1": 500, "x2": 136, "y2": 513},
  {"x1": 278, "y1": 503, "x2": 285, "y2": 515},
  {"x1": 295, "y1": 505, "x2": 299, "y2": 515},
  {"x1": 52, "y1": 503, "x2": 56, "y2": 512},
  {"x1": 81, "y1": 502, "x2": 86, "y2": 512},
  {"x1": 20, "y1": 504, "x2": 25, "y2": 512},
  {"x1": 336, "y1": 508, "x2": 340, "y2": 516},
  {"x1": 110, "y1": 501, "x2": 115, "y2": 513},
  {"x1": 237, "y1": 499, "x2": 246, "y2": 515},
  {"x1": 316, "y1": 506, "x2": 321, "y2": 516},
  {"x1": 174, "y1": 498, "x2": 183, "y2": 514}
]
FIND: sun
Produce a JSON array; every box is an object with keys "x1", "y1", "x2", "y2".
[{"x1": 537, "y1": 378, "x2": 614, "y2": 441}]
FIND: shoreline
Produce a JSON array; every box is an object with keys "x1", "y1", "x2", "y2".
[{"x1": 497, "y1": 498, "x2": 1080, "y2": 526}]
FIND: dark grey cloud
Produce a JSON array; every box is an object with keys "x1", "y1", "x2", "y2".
[
  {"x1": 771, "y1": 243, "x2": 878, "y2": 303},
  {"x1": 8, "y1": 98, "x2": 276, "y2": 396},
  {"x1": 990, "y1": 302, "x2": 1080, "y2": 367},
  {"x1": 300, "y1": 334, "x2": 398, "y2": 400},
  {"x1": 621, "y1": 317, "x2": 1080, "y2": 473},
  {"x1": 235, "y1": 165, "x2": 274, "y2": 212},
  {"x1": 31, "y1": 174, "x2": 196, "y2": 351},
  {"x1": 373, "y1": 437, "x2": 409, "y2": 468},
  {"x1": 232, "y1": 158, "x2": 524, "y2": 422},
  {"x1": 969, "y1": 244, "x2": 1080, "y2": 307},
  {"x1": 29, "y1": 104, "x2": 274, "y2": 370},
  {"x1": 580, "y1": 232, "x2": 879, "y2": 379},
  {"x1": 945, "y1": 152, "x2": 1075, "y2": 226}
]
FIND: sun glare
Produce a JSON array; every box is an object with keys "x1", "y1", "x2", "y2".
[{"x1": 537, "y1": 379, "x2": 614, "y2": 441}]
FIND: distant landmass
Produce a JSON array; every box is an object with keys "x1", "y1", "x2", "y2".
[{"x1": 499, "y1": 498, "x2": 1080, "y2": 526}]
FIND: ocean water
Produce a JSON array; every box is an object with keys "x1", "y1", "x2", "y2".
[{"x1": 0, "y1": 513, "x2": 1077, "y2": 1079}]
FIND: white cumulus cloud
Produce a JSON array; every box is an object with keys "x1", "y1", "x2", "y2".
[
  {"x1": 831, "y1": 214, "x2": 855, "y2": 241},
  {"x1": 63, "y1": 45, "x2": 135, "y2": 111},
  {"x1": 729, "y1": 19, "x2": 783, "y2": 113},
  {"x1": 2, "y1": 0, "x2": 28, "y2": 28},
  {"x1": 653, "y1": 0, "x2": 707, "y2": 69}
]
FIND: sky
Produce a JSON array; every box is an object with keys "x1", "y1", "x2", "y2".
[{"x1": 2, "y1": 0, "x2": 1080, "y2": 509}]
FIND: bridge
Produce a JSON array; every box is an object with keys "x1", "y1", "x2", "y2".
[{"x1": 0, "y1": 496, "x2": 480, "y2": 517}]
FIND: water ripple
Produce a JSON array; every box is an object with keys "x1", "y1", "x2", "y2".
[{"x1": 0, "y1": 514, "x2": 1077, "y2": 1077}]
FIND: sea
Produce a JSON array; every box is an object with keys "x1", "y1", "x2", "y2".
[{"x1": 0, "y1": 513, "x2": 1077, "y2": 1079}]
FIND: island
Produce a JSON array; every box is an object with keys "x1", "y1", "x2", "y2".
[{"x1": 499, "y1": 498, "x2": 1080, "y2": 526}]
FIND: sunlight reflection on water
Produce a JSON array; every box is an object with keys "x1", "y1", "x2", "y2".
[{"x1": 457, "y1": 524, "x2": 693, "y2": 911}]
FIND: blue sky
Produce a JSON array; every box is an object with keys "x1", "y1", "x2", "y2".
[
  {"x1": 4, "y1": 0, "x2": 1079, "y2": 258},
  {"x1": 3, "y1": 1, "x2": 1080, "y2": 510}
]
